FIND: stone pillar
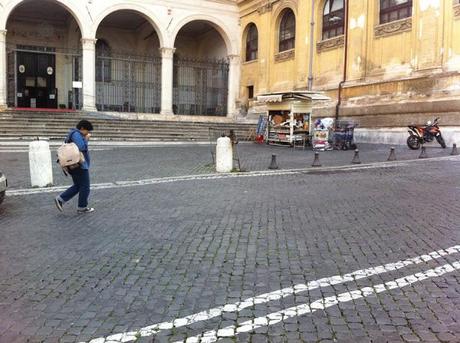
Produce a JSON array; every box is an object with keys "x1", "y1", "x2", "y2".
[
  {"x1": 81, "y1": 38, "x2": 97, "y2": 112},
  {"x1": 227, "y1": 54, "x2": 240, "y2": 118},
  {"x1": 0, "y1": 30, "x2": 7, "y2": 109},
  {"x1": 160, "y1": 47, "x2": 175, "y2": 115}
]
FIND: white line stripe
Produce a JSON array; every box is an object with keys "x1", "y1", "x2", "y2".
[
  {"x1": 80, "y1": 244, "x2": 460, "y2": 343},
  {"x1": 8, "y1": 155, "x2": 460, "y2": 197},
  {"x1": 180, "y1": 261, "x2": 460, "y2": 343}
]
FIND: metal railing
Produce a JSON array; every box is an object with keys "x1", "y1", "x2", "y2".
[
  {"x1": 96, "y1": 54, "x2": 162, "y2": 113},
  {"x1": 173, "y1": 57, "x2": 229, "y2": 116}
]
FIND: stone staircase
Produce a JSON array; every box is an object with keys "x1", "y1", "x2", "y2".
[{"x1": 0, "y1": 110, "x2": 257, "y2": 142}]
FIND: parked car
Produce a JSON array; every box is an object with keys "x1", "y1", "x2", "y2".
[{"x1": 0, "y1": 171, "x2": 7, "y2": 204}]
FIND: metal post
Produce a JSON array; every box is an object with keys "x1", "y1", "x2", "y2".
[{"x1": 101, "y1": 58, "x2": 105, "y2": 111}]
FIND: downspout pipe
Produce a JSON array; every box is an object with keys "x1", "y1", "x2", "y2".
[
  {"x1": 307, "y1": 0, "x2": 315, "y2": 90},
  {"x1": 335, "y1": 0, "x2": 349, "y2": 125}
]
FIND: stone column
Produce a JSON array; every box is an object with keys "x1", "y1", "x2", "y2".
[
  {"x1": 160, "y1": 47, "x2": 175, "y2": 115},
  {"x1": 81, "y1": 38, "x2": 97, "y2": 112},
  {"x1": 0, "y1": 30, "x2": 7, "y2": 109},
  {"x1": 227, "y1": 54, "x2": 240, "y2": 118}
]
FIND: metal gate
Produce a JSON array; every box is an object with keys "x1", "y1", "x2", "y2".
[
  {"x1": 6, "y1": 46, "x2": 82, "y2": 109},
  {"x1": 173, "y1": 57, "x2": 229, "y2": 116},
  {"x1": 96, "y1": 54, "x2": 161, "y2": 113}
]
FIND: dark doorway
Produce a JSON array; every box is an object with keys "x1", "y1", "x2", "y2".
[{"x1": 16, "y1": 51, "x2": 57, "y2": 108}]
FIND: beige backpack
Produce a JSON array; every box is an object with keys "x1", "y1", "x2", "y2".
[{"x1": 57, "y1": 141, "x2": 85, "y2": 174}]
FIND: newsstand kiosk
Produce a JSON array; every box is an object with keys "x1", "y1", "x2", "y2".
[{"x1": 257, "y1": 91, "x2": 330, "y2": 147}]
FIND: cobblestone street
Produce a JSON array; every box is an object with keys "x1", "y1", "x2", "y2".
[{"x1": 1, "y1": 145, "x2": 460, "y2": 343}]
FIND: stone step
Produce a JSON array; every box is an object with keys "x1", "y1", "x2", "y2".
[{"x1": 0, "y1": 110, "x2": 256, "y2": 142}]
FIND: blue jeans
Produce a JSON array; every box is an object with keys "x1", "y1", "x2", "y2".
[{"x1": 59, "y1": 168, "x2": 90, "y2": 209}]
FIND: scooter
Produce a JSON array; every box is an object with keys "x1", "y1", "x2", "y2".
[{"x1": 407, "y1": 117, "x2": 446, "y2": 150}]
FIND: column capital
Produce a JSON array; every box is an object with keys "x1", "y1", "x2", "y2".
[
  {"x1": 159, "y1": 47, "x2": 176, "y2": 59},
  {"x1": 81, "y1": 38, "x2": 97, "y2": 49},
  {"x1": 0, "y1": 29, "x2": 7, "y2": 43},
  {"x1": 227, "y1": 54, "x2": 240, "y2": 64}
]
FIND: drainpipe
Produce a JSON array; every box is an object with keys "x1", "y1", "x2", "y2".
[
  {"x1": 307, "y1": 0, "x2": 315, "y2": 90},
  {"x1": 335, "y1": 0, "x2": 349, "y2": 124}
]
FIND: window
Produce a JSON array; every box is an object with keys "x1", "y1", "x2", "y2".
[
  {"x1": 247, "y1": 86, "x2": 254, "y2": 99},
  {"x1": 96, "y1": 39, "x2": 111, "y2": 82},
  {"x1": 322, "y1": 0, "x2": 344, "y2": 40},
  {"x1": 380, "y1": 0, "x2": 412, "y2": 24},
  {"x1": 279, "y1": 9, "x2": 296, "y2": 52},
  {"x1": 245, "y1": 24, "x2": 258, "y2": 61}
]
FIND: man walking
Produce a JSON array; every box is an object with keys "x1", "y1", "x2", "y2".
[{"x1": 55, "y1": 120, "x2": 94, "y2": 213}]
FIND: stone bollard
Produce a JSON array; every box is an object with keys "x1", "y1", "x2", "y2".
[
  {"x1": 351, "y1": 149, "x2": 361, "y2": 164},
  {"x1": 387, "y1": 147, "x2": 397, "y2": 161},
  {"x1": 29, "y1": 138, "x2": 53, "y2": 187},
  {"x1": 419, "y1": 146, "x2": 428, "y2": 159},
  {"x1": 312, "y1": 152, "x2": 322, "y2": 167},
  {"x1": 216, "y1": 136, "x2": 233, "y2": 173},
  {"x1": 451, "y1": 143, "x2": 459, "y2": 156},
  {"x1": 268, "y1": 154, "x2": 279, "y2": 170}
]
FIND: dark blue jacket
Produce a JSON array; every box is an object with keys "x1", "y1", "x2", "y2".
[{"x1": 67, "y1": 128, "x2": 90, "y2": 169}]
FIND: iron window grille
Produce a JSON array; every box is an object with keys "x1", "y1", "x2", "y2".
[
  {"x1": 96, "y1": 40, "x2": 111, "y2": 82},
  {"x1": 322, "y1": 0, "x2": 345, "y2": 40},
  {"x1": 380, "y1": 0, "x2": 412, "y2": 24},
  {"x1": 245, "y1": 24, "x2": 258, "y2": 62},
  {"x1": 279, "y1": 10, "x2": 296, "y2": 52}
]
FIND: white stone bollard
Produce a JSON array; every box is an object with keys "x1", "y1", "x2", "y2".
[
  {"x1": 29, "y1": 139, "x2": 53, "y2": 187},
  {"x1": 216, "y1": 136, "x2": 233, "y2": 173}
]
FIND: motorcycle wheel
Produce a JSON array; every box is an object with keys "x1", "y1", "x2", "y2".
[
  {"x1": 436, "y1": 135, "x2": 447, "y2": 149},
  {"x1": 407, "y1": 136, "x2": 420, "y2": 150}
]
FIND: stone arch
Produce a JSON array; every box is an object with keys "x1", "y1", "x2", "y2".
[
  {"x1": 92, "y1": 4, "x2": 165, "y2": 46},
  {"x1": 171, "y1": 14, "x2": 237, "y2": 55},
  {"x1": 1, "y1": 0, "x2": 87, "y2": 36}
]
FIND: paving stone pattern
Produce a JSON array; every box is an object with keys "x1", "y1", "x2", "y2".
[
  {"x1": 0, "y1": 143, "x2": 453, "y2": 189},
  {"x1": 0, "y1": 155, "x2": 460, "y2": 342}
]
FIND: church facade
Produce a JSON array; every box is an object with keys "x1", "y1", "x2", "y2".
[{"x1": 0, "y1": 0, "x2": 240, "y2": 121}]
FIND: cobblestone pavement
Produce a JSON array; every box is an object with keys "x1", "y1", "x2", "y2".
[
  {"x1": 0, "y1": 152, "x2": 460, "y2": 343},
  {"x1": 0, "y1": 142, "x2": 454, "y2": 189}
]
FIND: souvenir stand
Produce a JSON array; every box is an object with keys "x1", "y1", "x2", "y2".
[{"x1": 257, "y1": 92, "x2": 330, "y2": 147}]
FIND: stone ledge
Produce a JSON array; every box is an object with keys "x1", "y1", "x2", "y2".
[
  {"x1": 374, "y1": 17, "x2": 412, "y2": 38},
  {"x1": 274, "y1": 49, "x2": 295, "y2": 63},
  {"x1": 340, "y1": 99, "x2": 460, "y2": 117},
  {"x1": 316, "y1": 35, "x2": 344, "y2": 53}
]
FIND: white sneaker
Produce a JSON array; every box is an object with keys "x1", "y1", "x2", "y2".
[{"x1": 77, "y1": 207, "x2": 95, "y2": 214}]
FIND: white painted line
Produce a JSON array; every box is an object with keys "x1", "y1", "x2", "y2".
[
  {"x1": 0, "y1": 148, "x2": 110, "y2": 153},
  {"x1": 80, "y1": 244, "x2": 460, "y2": 343},
  {"x1": 7, "y1": 154, "x2": 460, "y2": 197},
  {"x1": 180, "y1": 260, "x2": 460, "y2": 343}
]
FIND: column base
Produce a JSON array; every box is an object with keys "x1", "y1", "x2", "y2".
[
  {"x1": 160, "y1": 109, "x2": 174, "y2": 116},
  {"x1": 82, "y1": 106, "x2": 98, "y2": 113}
]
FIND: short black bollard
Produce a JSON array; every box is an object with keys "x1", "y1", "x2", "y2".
[
  {"x1": 419, "y1": 146, "x2": 428, "y2": 159},
  {"x1": 387, "y1": 147, "x2": 397, "y2": 161},
  {"x1": 451, "y1": 143, "x2": 459, "y2": 156},
  {"x1": 351, "y1": 149, "x2": 361, "y2": 164},
  {"x1": 268, "y1": 154, "x2": 279, "y2": 170},
  {"x1": 312, "y1": 152, "x2": 322, "y2": 167}
]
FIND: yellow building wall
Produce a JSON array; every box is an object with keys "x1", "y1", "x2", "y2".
[{"x1": 238, "y1": 0, "x2": 460, "y2": 127}]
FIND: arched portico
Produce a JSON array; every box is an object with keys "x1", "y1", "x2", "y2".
[
  {"x1": 93, "y1": 10, "x2": 163, "y2": 113},
  {"x1": 2, "y1": 0, "x2": 84, "y2": 109},
  {"x1": 166, "y1": 17, "x2": 240, "y2": 117}
]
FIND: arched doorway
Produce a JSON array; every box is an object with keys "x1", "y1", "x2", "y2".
[
  {"x1": 173, "y1": 21, "x2": 229, "y2": 116},
  {"x1": 5, "y1": 0, "x2": 82, "y2": 109},
  {"x1": 95, "y1": 10, "x2": 161, "y2": 113}
]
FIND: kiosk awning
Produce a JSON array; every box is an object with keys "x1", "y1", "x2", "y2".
[{"x1": 257, "y1": 91, "x2": 330, "y2": 103}]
